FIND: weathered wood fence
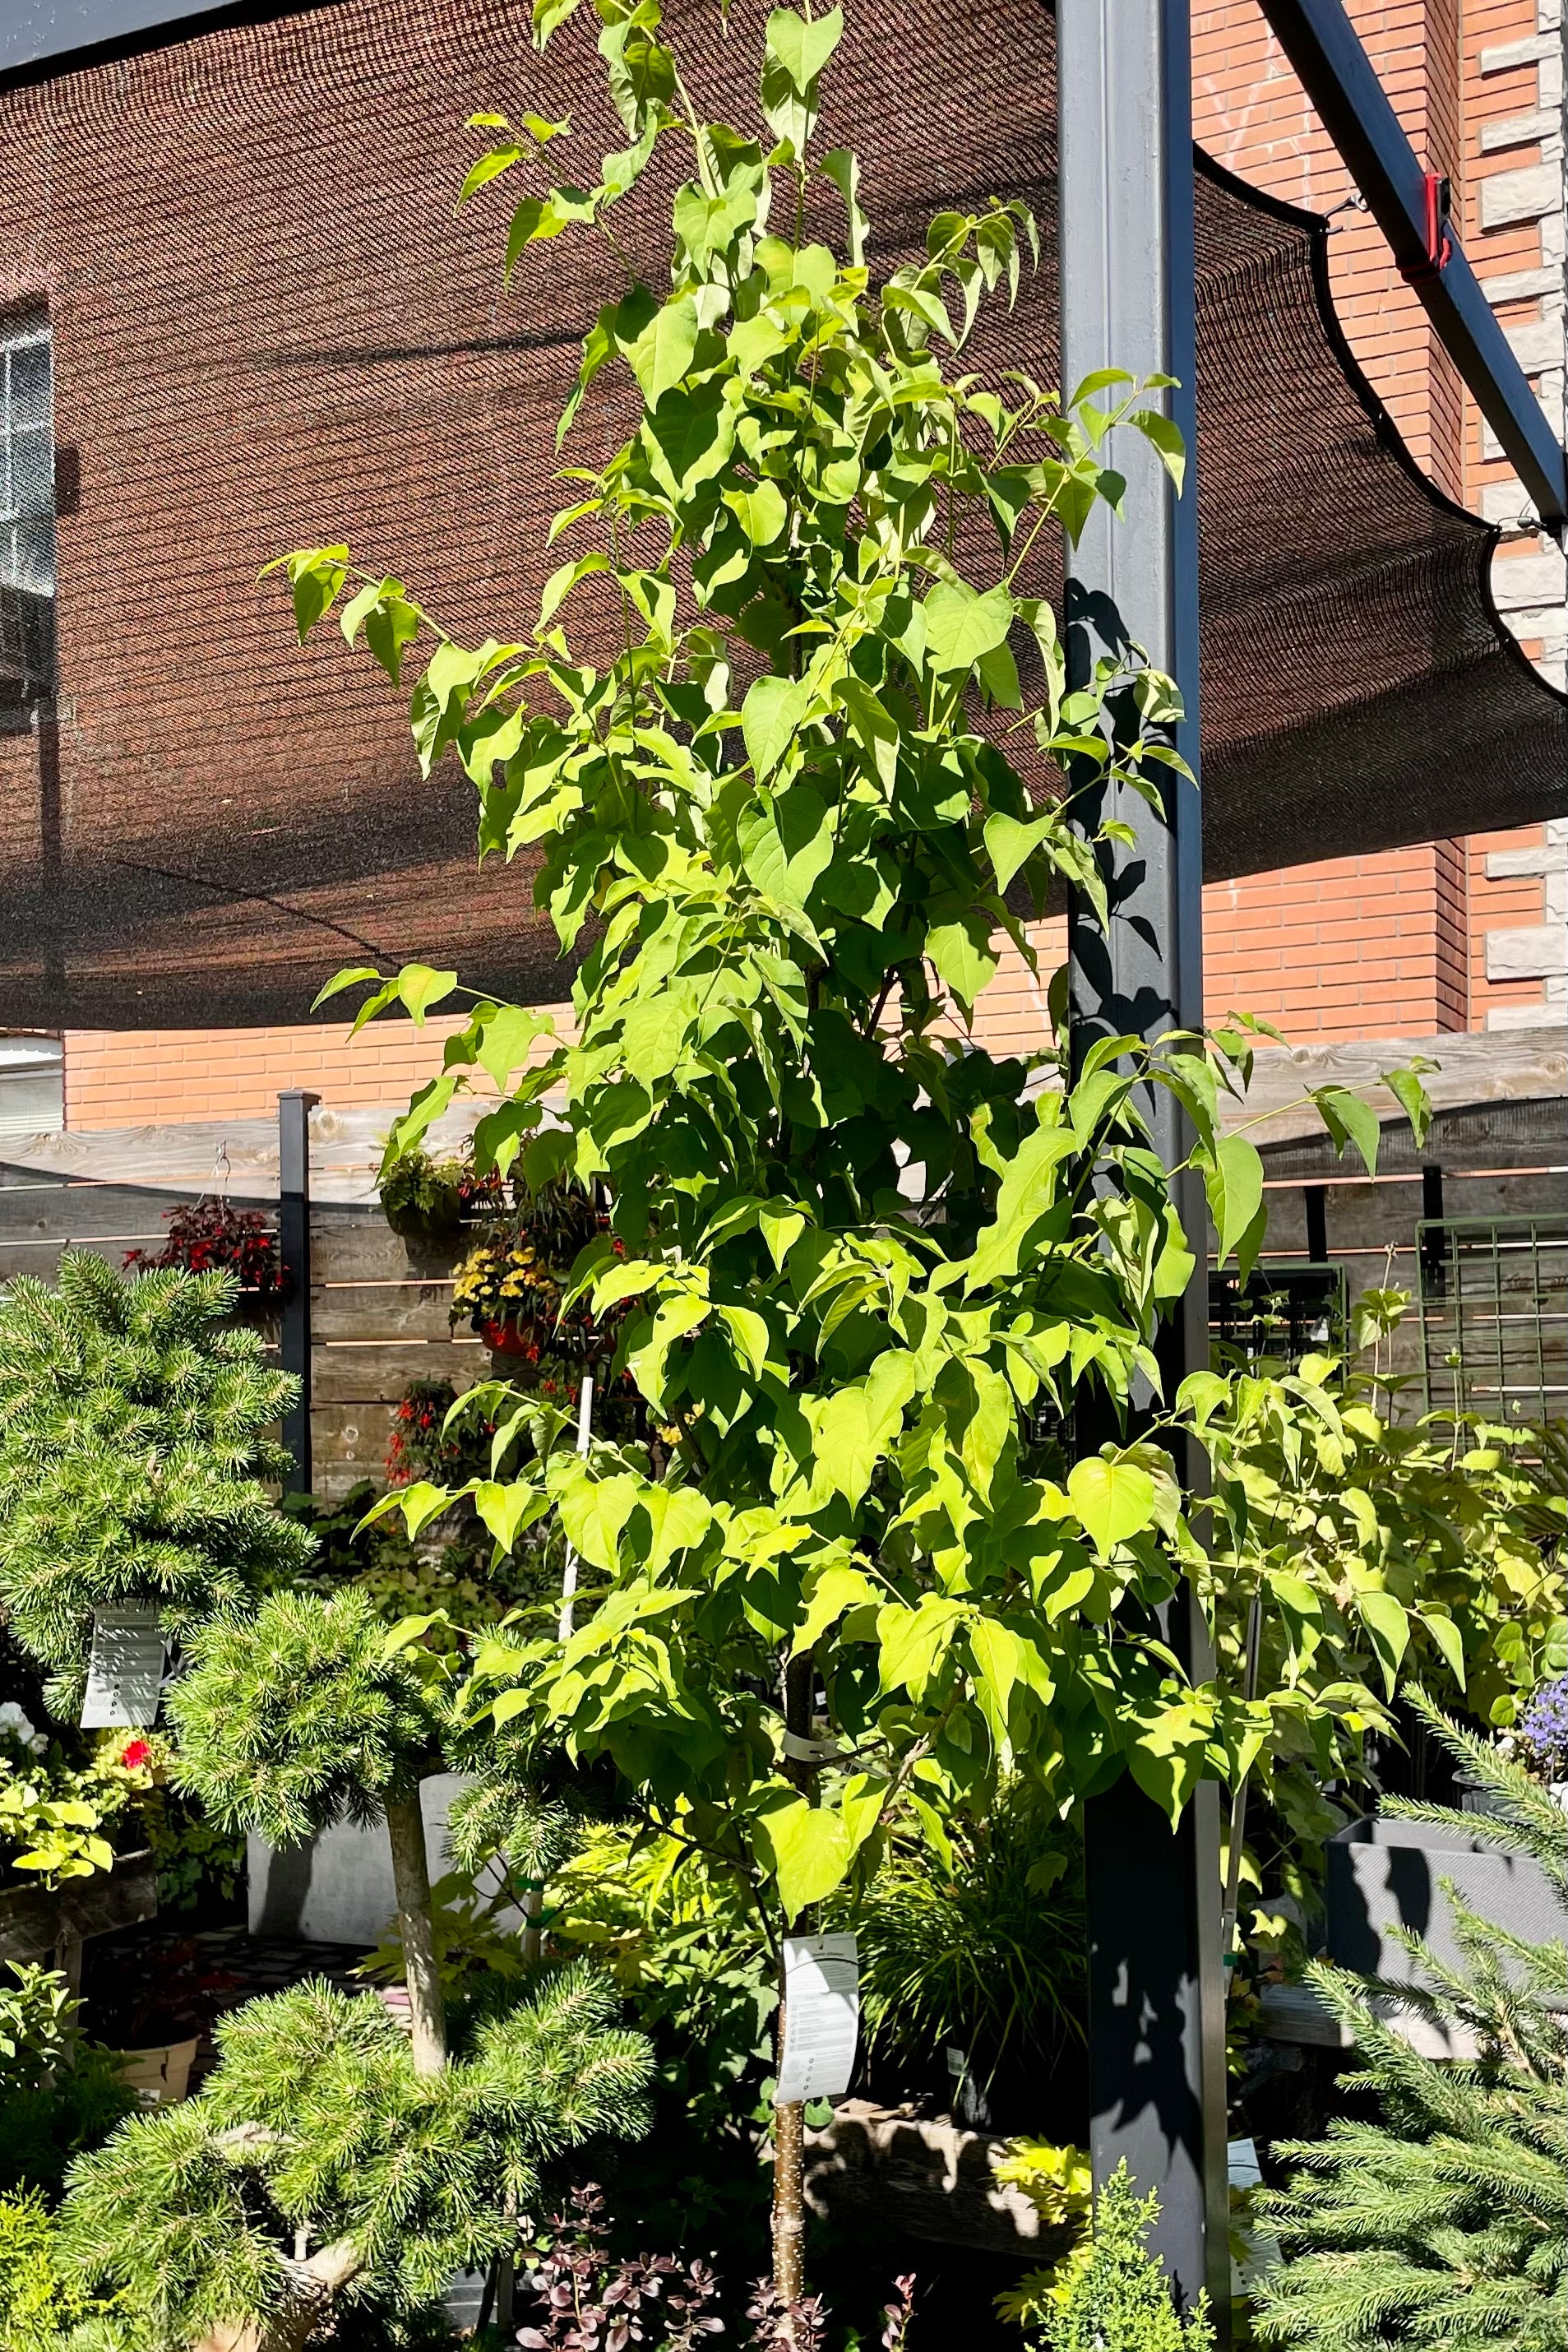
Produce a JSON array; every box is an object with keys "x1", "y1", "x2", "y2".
[{"x1": 0, "y1": 1030, "x2": 1561, "y2": 1498}]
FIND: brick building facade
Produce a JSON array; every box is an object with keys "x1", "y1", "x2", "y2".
[{"x1": 2, "y1": 0, "x2": 1564, "y2": 1131}]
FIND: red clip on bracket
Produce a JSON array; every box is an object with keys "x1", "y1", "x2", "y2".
[{"x1": 1400, "y1": 172, "x2": 1453, "y2": 283}]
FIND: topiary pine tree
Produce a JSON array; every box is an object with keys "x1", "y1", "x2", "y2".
[
  {"x1": 1034, "y1": 2161, "x2": 1214, "y2": 2351},
  {"x1": 0, "y1": 1252, "x2": 310, "y2": 1714},
  {"x1": 168, "y1": 1586, "x2": 453, "y2": 2075},
  {"x1": 53, "y1": 1965, "x2": 653, "y2": 2352},
  {"x1": 1253, "y1": 1695, "x2": 1568, "y2": 2352}
]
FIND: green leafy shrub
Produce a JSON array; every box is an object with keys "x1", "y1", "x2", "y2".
[
  {"x1": 0, "y1": 1251, "x2": 310, "y2": 1709},
  {"x1": 836, "y1": 1779, "x2": 1083, "y2": 2119},
  {"x1": 134, "y1": 1767, "x2": 247, "y2": 1914},
  {"x1": 553, "y1": 1820, "x2": 779, "y2": 2108},
  {"x1": 0, "y1": 1719, "x2": 148, "y2": 1890},
  {"x1": 0, "y1": 1963, "x2": 135, "y2": 2199},
  {"x1": 1253, "y1": 1699, "x2": 1568, "y2": 2352},
  {"x1": 53, "y1": 1967, "x2": 653, "y2": 2352},
  {"x1": 1031, "y1": 2162, "x2": 1213, "y2": 2350},
  {"x1": 283, "y1": 1477, "x2": 512, "y2": 1637},
  {"x1": 0, "y1": 1961, "x2": 81, "y2": 2086},
  {"x1": 1192, "y1": 1349, "x2": 1568, "y2": 1956}
]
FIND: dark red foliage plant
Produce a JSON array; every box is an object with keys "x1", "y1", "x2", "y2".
[
  {"x1": 516, "y1": 2186, "x2": 917, "y2": 2352},
  {"x1": 516, "y1": 2185, "x2": 723, "y2": 2352},
  {"x1": 124, "y1": 1199, "x2": 283, "y2": 1294}
]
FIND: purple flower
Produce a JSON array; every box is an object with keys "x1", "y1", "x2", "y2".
[{"x1": 1518, "y1": 1674, "x2": 1568, "y2": 1780}]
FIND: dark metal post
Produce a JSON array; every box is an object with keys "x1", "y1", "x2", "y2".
[
  {"x1": 1420, "y1": 1162, "x2": 1446, "y2": 1295},
  {"x1": 277, "y1": 1089, "x2": 318, "y2": 1495},
  {"x1": 1059, "y1": 0, "x2": 1228, "y2": 2326},
  {"x1": 1304, "y1": 1184, "x2": 1329, "y2": 1266}
]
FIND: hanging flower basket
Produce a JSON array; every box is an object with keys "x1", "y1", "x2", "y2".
[
  {"x1": 377, "y1": 1146, "x2": 514, "y2": 1243},
  {"x1": 124, "y1": 1201, "x2": 284, "y2": 1305},
  {"x1": 449, "y1": 1186, "x2": 635, "y2": 1401}
]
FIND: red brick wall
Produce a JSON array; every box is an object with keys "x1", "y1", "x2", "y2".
[{"x1": 62, "y1": 1016, "x2": 483, "y2": 1129}]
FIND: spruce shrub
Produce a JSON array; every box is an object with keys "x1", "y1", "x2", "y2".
[{"x1": 0, "y1": 1252, "x2": 308, "y2": 1711}]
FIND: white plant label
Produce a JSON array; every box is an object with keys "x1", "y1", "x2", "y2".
[
  {"x1": 81, "y1": 1606, "x2": 165, "y2": 1728},
  {"x1": 775, "y1": 1932, "x2": 859, "y2": 2106}
]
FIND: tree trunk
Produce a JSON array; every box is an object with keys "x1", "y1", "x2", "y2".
[
  {"x1": 197, "y1": 2238, "x2": 363, "y2": 2352},
  {"x1": 384, "y1": 1789, "x2": 447, "y2": 2077},
  {"x1": 771, "y1": 1981, "x2": 807, "y2": 2307}
]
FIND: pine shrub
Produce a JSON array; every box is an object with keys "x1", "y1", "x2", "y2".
[
  {"x1": 1254, "y1": 1698, "x2": 1568, "y2": 2350},
  {"x1": 0, "y1": 1252, "x2": 309, "y2": 1709},
  {"x1": 166, "y1": 1585, "x2": 444, "y2": 1844},
  {"x1": 169, "y1": 1581, "x2": 462, "y2": 2075},
  {"x1": 54, "y1": 1966, "x2": 653, "y2": 2352}
]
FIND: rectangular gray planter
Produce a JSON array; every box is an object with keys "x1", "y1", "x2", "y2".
[
  {"x1": 1327, "y1": 1813, "x2": 1567, "y2": 1984},
  {"x1": 0, "y1": 1848, "x2": 158, "y2": 1965},
  {"x1": 247, "y1": 1772, "x2": 520, "y2": 1947}
]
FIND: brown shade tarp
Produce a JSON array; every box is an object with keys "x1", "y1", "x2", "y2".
[{"x1": 0, "y1": 0, "x2": 1561, "y2": 1027}]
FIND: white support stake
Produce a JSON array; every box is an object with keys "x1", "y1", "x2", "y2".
[{"x1": 556, "y1": 1372, "x2": 595, "y2": 1642}]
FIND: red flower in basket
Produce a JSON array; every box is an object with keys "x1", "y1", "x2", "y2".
[{"x1": 121, "y1": 1739, "x2": 154, "y2": 1771}]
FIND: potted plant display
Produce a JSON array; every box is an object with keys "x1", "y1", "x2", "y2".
[{"x1": 0, "y1": 1715, "x2": 160, "y2": 1976}]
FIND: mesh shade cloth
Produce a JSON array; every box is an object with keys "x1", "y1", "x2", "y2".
[{"x1": 0, "y1": 0, "x2": 1560, "y2": 1028}]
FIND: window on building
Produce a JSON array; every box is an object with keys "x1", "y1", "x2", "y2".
[
  {"x1": 0, "y1": 316, "x2": 55, "y2": 727},
  {"x1": 0, "y1": 1035, "x2": 63, "y2": 1138}
]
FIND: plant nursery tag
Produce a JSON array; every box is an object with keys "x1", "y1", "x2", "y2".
[
  {"x1": 775, "y1": 1933, "x2": 859, "y2": 2106},
  {"x1": 81, "y1": 1606, "x2": 166, "y2": 1728}
]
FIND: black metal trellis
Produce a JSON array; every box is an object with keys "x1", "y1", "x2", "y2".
[
  {"x1": 1418, "y1": 1214, "x2": 1568, "y2": 1428},
  {"x1": 1210, "y1": 1262, "x2": 1346, "y2": 1368}
]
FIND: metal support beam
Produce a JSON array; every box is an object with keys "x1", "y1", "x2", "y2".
[
  {"x1": 1059, "y1": 0, "x2": 1228, "y2": 2328},
  {"x1": 1258, "y1": 0, "x2": 1568, "y2": 535},
  {"x1": 277, "y1": 1088, "x2": 318, "y2": 1495}
]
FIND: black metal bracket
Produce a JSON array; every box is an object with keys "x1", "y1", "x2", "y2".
[{"x1": 1256, "y1": 0, "x2": 1568, "y2": 534}]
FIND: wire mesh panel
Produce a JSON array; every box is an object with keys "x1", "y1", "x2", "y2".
[{"x1": 1418, "y1": 1215, "x2": 1568, "y2": 1428}]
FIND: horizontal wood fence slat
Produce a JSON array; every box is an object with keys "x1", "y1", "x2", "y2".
[
  {"x1": 312, "y1": 1338, "x2": 487, "y2": 1405},
  {"x1": 311, "y1": 1285, "x2": 460, "y2": 1344},
  {"x1": 2, "y1": 1078, "x2": 1562, "y2": 1502}
]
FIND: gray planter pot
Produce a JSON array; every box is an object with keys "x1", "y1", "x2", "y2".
[
  {"x1": 1327, "y1": 1813, "x2": 1567, "y2": 1983},
  {"x1": 247, "y1": 1772, "x2": 518, "y2": 1947}
]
